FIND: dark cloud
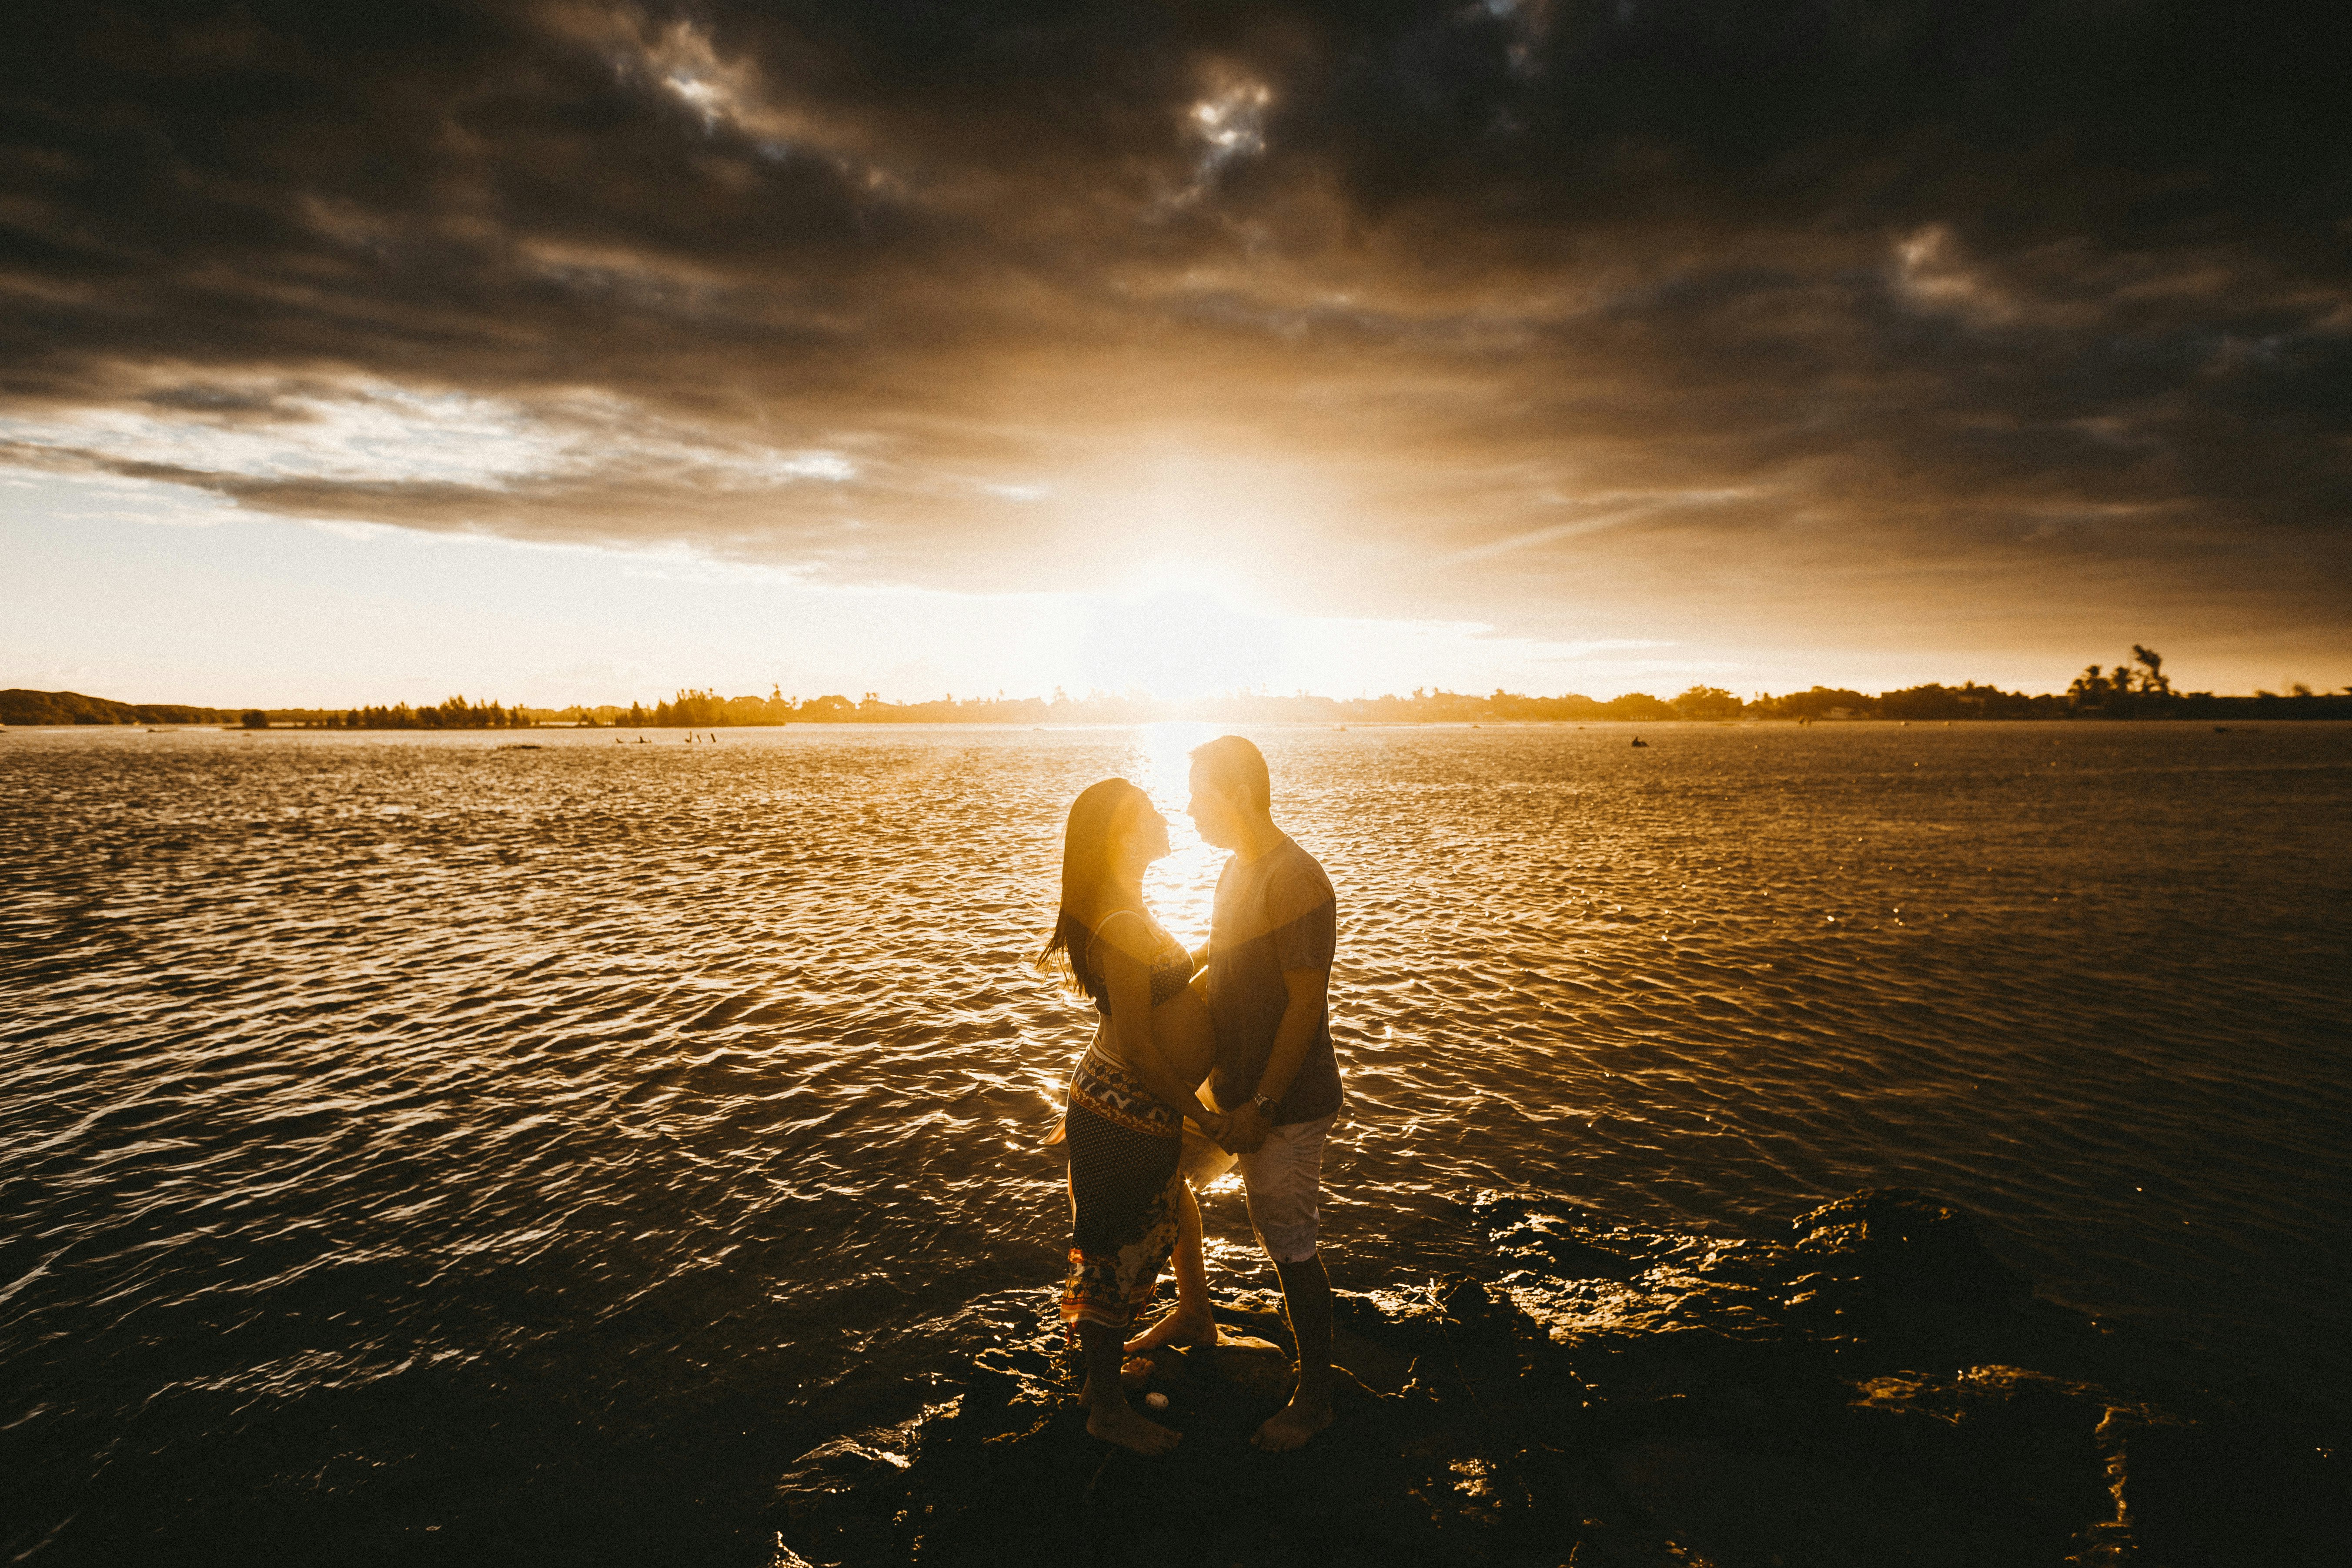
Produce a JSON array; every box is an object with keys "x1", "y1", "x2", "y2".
[{"x1": 2, "y1": 1, "x2": 2346, "y2": 654}]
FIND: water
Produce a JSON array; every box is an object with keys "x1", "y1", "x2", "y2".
[{"x1": 3, "y1": 722, "x2": 2347, "y2": 1563}]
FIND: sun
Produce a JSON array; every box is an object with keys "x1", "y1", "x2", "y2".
[
  {"x1": 1113, "y1": 553, "x2": 1244, "y2": 601},
  {"x1": 1065, "y1": 570, "x2": 1289, "y2": 701}
]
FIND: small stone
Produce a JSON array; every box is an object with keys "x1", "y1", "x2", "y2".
[{"x1": 1143, "y1": 1392, "x2": 1169, "y2": 1411}]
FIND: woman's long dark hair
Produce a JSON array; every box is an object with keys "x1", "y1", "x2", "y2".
[{"x1": 1038, "y1": 776, "x2": 1147, "y2": 1008}]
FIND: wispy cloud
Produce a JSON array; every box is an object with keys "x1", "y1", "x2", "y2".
[{"x1": 1445, "y1": 491, "x2": 1762, "y2": 564}]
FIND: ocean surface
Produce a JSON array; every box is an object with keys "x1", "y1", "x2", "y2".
[{"x1": 4, "y1": 721, "x2": 2347, "y2": 1563}]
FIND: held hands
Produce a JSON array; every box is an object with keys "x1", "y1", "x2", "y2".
[
  {"x1": 1188, "y1": 1107, "x2": 1267, "y2": 1154},
  {"x1": 1219, "y1": 1102, "x2": 1272, "y2": 1155}
]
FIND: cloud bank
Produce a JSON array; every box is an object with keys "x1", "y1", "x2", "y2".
[{"x1": 3, "y1": 1, "x2": 2346, "y2": 666}]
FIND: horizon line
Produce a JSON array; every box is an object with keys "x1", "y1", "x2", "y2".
[{"x1": 10, "y1": 674, "x2": 2352, "y2": 730}]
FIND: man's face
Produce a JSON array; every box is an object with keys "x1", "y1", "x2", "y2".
[{"x1": 1186, "y1": 764, "x2": 1245, "y2": 849}]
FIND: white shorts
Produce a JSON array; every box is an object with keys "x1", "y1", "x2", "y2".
[{"x1": 1179, "y1": 1111, "x2": 1336, "y2": 1264}]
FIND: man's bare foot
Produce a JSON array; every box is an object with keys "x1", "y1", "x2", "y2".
[
  {"x1": 1250, "y1": 1396, "x2": 1334, "y2": 1452},
  {"x1": 1125, "y1": 1309, "x2": 1220, "y2": 1354},
  {"x1": 1086, "y1": 1401, "x2": 1182, "y2": 1456}
]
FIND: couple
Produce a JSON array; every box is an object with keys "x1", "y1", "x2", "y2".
[{"x1": 1042, "y1": 735, "x2": 1343, "y2": 1457}]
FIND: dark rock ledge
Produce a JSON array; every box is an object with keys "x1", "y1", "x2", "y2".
[{"x1": 770, "y1": 1190, "x2": 2346, "y2": 1567}]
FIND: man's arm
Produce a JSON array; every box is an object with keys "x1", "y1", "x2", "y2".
[{"x1": 1222, "y1": 966, "x2": 1326, "y2": 1153}]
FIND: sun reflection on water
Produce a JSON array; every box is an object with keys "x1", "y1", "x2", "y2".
[
  {"x1": 1131, "y1": 721, "x2": 1223, "y2": 945},
  {"x1": 4, "y1": 720, "x2": 2348, "y2": 1560}
]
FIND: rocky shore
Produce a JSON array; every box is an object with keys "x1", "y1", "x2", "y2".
[{"x1": 769, "y1": 1190, "x2": 2344, "y2": 1566}]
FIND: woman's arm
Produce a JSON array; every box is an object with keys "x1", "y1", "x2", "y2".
[{"x1": 1096, "y1": 919, "x2": 1229, "y2": 1137}]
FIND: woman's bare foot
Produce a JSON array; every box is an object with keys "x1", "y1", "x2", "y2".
[
  {"x1": 1125, "y1": 1308, "x2": 1219, "y2": 1354},
  {"x1": 1086, "y1": 1400, "x2": 1182, "y2": 1456},
  {"x1": 1250, "y1": 1395, "x2": 1334, "y2": 1452}
]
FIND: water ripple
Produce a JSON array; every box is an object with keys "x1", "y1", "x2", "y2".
[{"x1": 2, "y1": 721, "x2": 2347, "y2": 1562}]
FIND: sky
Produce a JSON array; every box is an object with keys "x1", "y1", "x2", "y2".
[{"x1": 4, "y1": 1, "x2": 2348, "y2": 707}]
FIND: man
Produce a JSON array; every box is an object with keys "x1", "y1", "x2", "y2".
[{"x1": 1128, "y1": 734, "x2": 1341, "y2": 1451}]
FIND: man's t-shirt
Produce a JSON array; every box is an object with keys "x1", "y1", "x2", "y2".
[{"x1": 1206, "y1": 835, "x2": 1341, "y2": 1125}]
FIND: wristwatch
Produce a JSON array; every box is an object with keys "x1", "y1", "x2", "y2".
[{"x1": 1251, "y1": 1092, "x2": 1280, "y2": 1118}]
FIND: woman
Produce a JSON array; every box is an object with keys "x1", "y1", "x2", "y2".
[{"x1": 1039, "y1": 777, "x2": 1225, "y2": 1456}]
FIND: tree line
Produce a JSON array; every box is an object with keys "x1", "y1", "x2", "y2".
[
  {"x1": 0, "y1": 690, "x2": 233, "y2": 725},
  {"x1": 551, "y1": 657, "x2": 2352, "y2": 724},
  {"x1": 9, "y1": 649, "x2": 2351, "y2": 730},
  {"x1": 318, "y1": 697, "x2": 530, "y2": 729}
]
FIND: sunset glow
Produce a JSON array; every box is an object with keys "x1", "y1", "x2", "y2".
[
  {"x1": 5, "y1": 8, "x2": 2349, "y2": 1561},
  {"x1": 1, "y1": 2, "x2": 2344, "y2": 707}
]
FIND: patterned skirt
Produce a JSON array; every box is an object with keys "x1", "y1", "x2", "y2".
[{"x1": 1059, "y1": 1049, "x2": 1182, "y2": 1334}]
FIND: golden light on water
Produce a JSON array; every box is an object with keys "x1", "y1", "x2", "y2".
[{"x1": 1132, "y1": 720, "x2": 1226, "y2": 941}]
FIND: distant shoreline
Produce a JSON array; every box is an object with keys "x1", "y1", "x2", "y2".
[
  {"x1": 7, "y1": 680, "x2": 2350, "y2": 730},
  {"x1": 9, "y1": 713, "x2": 2352, "y2": 734}
]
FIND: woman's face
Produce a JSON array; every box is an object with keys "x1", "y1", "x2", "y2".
[{"x1": 1112, "y1": 796, "x2": 1171, "y2": 874}]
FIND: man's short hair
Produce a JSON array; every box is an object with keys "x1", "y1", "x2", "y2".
[{"x1": 1190, "y1": 734, "x2": 1270, "y2": 811}]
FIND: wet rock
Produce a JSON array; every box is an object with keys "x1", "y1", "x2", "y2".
[
  {"x1": 1790, "y1": 1187, "x2": 2032, "y2": 1306},
  {"x1": 770, "y1": 1192, "x2": 2348, "y2": 1567},
  {"x1": 769, "y1": 1428, "x2": 921, "y2": 1568},
  {"x1": 1328, "y1": 1327, "x2": 1411, "y2": 1396},
  {"x1": 1186, "y1": 1341, "x2": 1295, "y2": 1403}
]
